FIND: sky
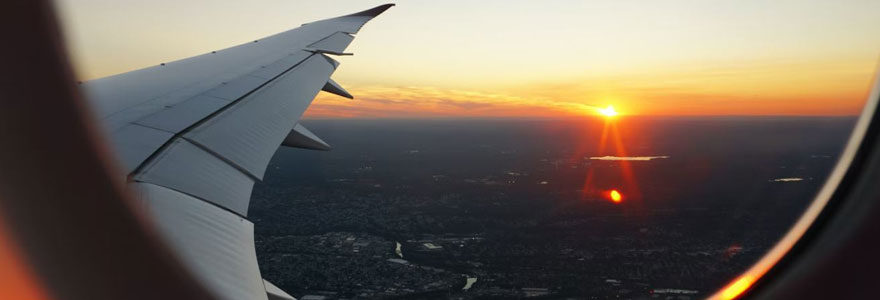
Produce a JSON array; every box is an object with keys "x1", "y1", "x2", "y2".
[{"x1": 56, "y1": 0, "x2": 880, "y2": 117}]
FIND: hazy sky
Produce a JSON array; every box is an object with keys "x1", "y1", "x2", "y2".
[{"x1": 56, "y1": 0, "x2": 880, "y2": 117}]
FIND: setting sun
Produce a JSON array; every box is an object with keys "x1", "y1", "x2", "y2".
[{"x1": 599, "y1": 105, "x2": 619, "y2": 118}]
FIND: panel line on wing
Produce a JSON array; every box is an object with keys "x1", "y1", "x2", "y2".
[
  {"x1": 182, "y1": 54, "x2": 338, "y2": 180},
  {"x1": 131, "y1": 122, "x2": 177, "y2": 134},
  {"x1": 129, "y1": 53, "x2": 320, "y2": 178},
  {"x1": 134, "y1": 179, "x2": 249, "y2": 220},
  {"x1": 94, "y1": 5, "x2": 395, "y2": 300},
  {"x1": 182, "y1": 137, "x2": 261, "y2": 181},
  {"x1": 307, "y1": 31, "x2": 350, "y2": 47}
]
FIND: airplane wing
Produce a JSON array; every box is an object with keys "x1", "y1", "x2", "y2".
[{"x1": 78, "y1": 4, "x2": 394, "y2": 300}]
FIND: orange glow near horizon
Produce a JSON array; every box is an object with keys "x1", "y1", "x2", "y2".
[
  {"x1": 56, "y1": 1, "x2": 880, "y2": 118},
  {"x1": 302, "y1": 76, "x2": 872, "y2": 119}
]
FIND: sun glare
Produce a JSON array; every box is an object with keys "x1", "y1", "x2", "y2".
[{"x1": 599, "y1": 105, "x2": 618, "y2": 117}]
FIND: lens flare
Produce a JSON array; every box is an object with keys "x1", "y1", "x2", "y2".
[{"x1": 608, "y1": 189, "x2": 623, "y2": 203}]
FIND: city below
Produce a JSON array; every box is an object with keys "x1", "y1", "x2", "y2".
[{"x1": 250, "y1": 117, "x2": 852, "y2": 299}]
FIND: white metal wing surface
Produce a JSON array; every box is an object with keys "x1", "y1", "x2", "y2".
[{"x1": 79, "y1": 4, "x2": 394, "y2": 300}]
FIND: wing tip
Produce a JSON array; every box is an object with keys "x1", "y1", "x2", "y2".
[{"x1": 345, "y1": 3, "x2": 395, "y2": 18}]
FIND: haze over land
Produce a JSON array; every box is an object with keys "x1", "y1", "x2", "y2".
[{"x1": 250, "y1": 117, "x2": 852, "y2": 298}]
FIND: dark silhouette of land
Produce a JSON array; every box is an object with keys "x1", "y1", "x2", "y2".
[{"x1": 251, "y1": 117, "x2": 853, "y2": 299}]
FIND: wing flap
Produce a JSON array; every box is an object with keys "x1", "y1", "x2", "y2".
[
  {"x1": 89, "y1": 4, "x2": 395, "y2": 300},
  {"x1": 109, "y1": 124, "x2": 174, "y2": 172},
  {"x1": 134, "y1": 95, "x2": 231, "y2": 133},
  {"x1": 184, "y1": 53, "x2": 336, "y2": 180},
  {"x1": 135, "y1": 139, "x2": 255, "y2": 215},
  {"x1": 204, "y1": 75, "x2": 268, "y2": 101},
  {"x1": 250, "y1": 51, "x2": 312, "y2": 79},
  {"x1": 308, "y1": 31, "x2": 355, "y2": 53},
  {"x1": 133, "y1": 183, "x2": 266, "y2": 300}
]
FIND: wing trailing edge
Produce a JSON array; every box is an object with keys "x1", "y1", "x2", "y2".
[{"x1": 88, "y1": 4, "x2": 394, "y2": 300}]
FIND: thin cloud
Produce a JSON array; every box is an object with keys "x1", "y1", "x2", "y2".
[{"x1": 588, "y1": 156, "x2": 670, "y2": 161}]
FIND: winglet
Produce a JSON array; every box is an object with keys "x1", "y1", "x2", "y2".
[
  {"x1": 282, "y1": 124, "x2": 331, "y2": 151},
  {"x1": 344, "y1": 4, "x2": 395, "y2": 18},
  {"x1": 322, "y1": 79, "x2": 354, "y2": 99}
]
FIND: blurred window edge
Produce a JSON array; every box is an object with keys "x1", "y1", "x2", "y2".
[{"x1": 712, "y1": 68, "x2": 880, "y2": 300}]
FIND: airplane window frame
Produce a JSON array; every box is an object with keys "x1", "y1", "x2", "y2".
[
  {"x1": 719, "y1": 73, "x2": 880, "y2": 299},
  {"x1": 1, "y1": 1, "x2": 879, "y2": 299}
]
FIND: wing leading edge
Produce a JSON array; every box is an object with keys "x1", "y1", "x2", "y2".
[{"x1": 82, "y1": 4, "x2": 394, "y2": 300}]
